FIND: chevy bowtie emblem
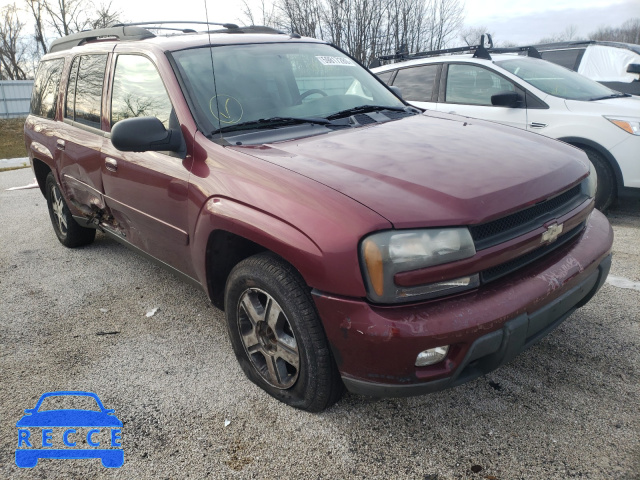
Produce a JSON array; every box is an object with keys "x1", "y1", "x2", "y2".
[{"x1": 541, "y1": 223, "x2": 564, "y2": 244}]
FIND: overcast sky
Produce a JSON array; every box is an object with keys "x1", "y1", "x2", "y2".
[{"x1": 3, "y1": 0, "x2": 639, "y2": 46}]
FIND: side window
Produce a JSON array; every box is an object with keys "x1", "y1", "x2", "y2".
[
  {"x1": 375, "y1": 70, "x2": 394, "y2": 85},
  {"x1": 111, "y1": 55, "x2": 173, "y2": 128},
  {"x1": 65, "y1": 54, "x2": 107, "y2": 128},
  {"x1": 30, "y1": 59, "x2": 65, "y2": 119},
  {"x1": 65, "y1": 57, "x2": 79, "y2": 120},
  {"x1": 391, "y1": 65, "x2": 439, "y2": 101},
  {"x1": 445, "y1": 64, "x2": 516, "y2": 106}
]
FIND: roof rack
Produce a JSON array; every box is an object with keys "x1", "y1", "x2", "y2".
[
  {"x1": 49, "y1": 26, "x2": 156, "y2": 53},
  {"x1": 48, "y1": 22, "x2": 286, "y2": 53},
  {"x1": 370, "y1": 34, "x2": 541, "y2": 67},
  {"x1": 531, "y1": 40, "x2": 640, "y2": 56}
]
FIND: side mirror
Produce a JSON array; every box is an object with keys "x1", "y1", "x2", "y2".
[
  {"x1": 389, "y1": 85, "x2": 402, "y2": 99},
  {"x1": 626, "y1": 63, "x2": 640, "y2": 74},
  {"x1": 111, "y1": 117, "x2": 183, "y2": 153},
  {"x1": 491, "y1": 91, "x2": 522, "y2": 108}
]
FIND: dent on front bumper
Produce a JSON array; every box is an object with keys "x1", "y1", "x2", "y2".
[{"x1": 312, "y1": 210, "x2": 614, "y2": 397}]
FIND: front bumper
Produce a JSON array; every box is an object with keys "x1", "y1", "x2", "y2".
[{"x1": 312, "y1": 210, "x2": 613, "y2": 397}]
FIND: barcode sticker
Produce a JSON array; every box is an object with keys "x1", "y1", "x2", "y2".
[{"x1": 315, "y1": 56, "x2": 355, "y2": 66}]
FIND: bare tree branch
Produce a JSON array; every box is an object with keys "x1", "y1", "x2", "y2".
[{"x1": 0, "y1": 3, "x2": 28, "y2": 80}]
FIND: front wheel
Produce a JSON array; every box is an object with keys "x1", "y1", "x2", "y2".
[
  {"x1": 224, "y1": 253, "x2": 343, "y2": 412},
  {"x1": 46, "y1": 173, "x2": 96, "y2": 248},
  {"x1": 581, "y1": 147, "x2": 616, "y2": 211}
]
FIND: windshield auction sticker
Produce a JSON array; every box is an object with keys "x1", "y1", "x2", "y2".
[
  {"x1": 315, "y1": 56, "x2": 355, "y2": 66},
  {"x1": 15, "y1": 391, "x2": 123, "y2": 468}
]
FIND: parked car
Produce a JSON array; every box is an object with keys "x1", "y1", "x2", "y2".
[
  {"x1": 371, "y1": 45, "x2": 640, "y2": 211},
  {"x1": 533, "y1": 40, "x2": 640, "y2": 96},
  {"x1": 25, "y1": 23, "x2": 613, "y2": 412}
]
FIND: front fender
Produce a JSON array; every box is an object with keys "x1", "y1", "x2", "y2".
[{"x1": 191, "y1": 196, "x2": 326, "y2": 297}]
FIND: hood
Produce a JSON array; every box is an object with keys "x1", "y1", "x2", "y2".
[
  {"x1": 565, "y1": 96, "x2": 640, "y2": 115},
  {"x1": 231, "y1": 112, "x2": 589, "y2": 228}
]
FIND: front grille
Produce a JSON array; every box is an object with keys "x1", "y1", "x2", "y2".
[
  {"x1": 470, "y1": 184, "x2": 584, "y2": 250},
  {"x1": 480, "y1": 222, "x2": 585, "y2": 284}
]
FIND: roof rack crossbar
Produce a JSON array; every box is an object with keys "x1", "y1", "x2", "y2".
[
  {"x1": 112, "y1": 21, "x2": 240, "y2": 30},
  {"x1": 374, "y1": 33, "x2": 543, "y2": 65}
]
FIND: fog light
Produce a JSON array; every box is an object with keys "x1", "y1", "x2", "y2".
[{"x1": 415, "y1": 346, "x2": 449, "y2": 366}]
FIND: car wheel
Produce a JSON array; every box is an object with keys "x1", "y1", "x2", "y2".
[
  {"x1": 581, "y1": 147, "x2": 616, "y2": 211},
  {"x1": 46, "y1": 172, "x2": 96, "y2": 248},
  {"x1": 224, "y1": 252, "x2": 343, "y2": 412}
]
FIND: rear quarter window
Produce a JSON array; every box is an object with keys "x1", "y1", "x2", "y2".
[
  {"x1": 540, "y1": 49, "x2": 586, "y2": 71},
  {"x1": 392, "y1": 65, "x2": 439, "y2": 101},
  {"x1": 375, "y1": 70, "x2": 394, "y2": 85},
  {"x1": 30, "y1": 59, "x2": 65, "y2": 119}
]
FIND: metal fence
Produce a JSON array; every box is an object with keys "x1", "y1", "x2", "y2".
[{"x1": 0, "y1": 80, "x2": 33, "y2": 119}]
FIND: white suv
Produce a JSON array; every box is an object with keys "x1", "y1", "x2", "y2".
[{"x1": 372, "y1": 52, "x2": 640, "y2": 210}]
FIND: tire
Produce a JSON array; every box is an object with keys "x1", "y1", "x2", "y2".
[
  {"x1": 45, "y1": 172, "x2": 96, "y2": 248},
  {"x1": 224, "y1": 253, "x2": 343, "y2": 412},
  {"x1": 581, "y1": 147, "x2": 616, "y2": 212}
]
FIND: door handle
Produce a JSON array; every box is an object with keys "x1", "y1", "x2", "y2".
[
  {"x1": 56, "y1": 140, "x2": 65, "y2": 150},
  {"x1": 105, "y1": 157, "x2": 118, "y2": 172},
  {"x1": 529, "y1": 122, "x2": 547, "y2": 129}
]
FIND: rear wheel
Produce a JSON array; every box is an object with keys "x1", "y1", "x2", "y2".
[
  {"x1": 224, "y1": 253, "x2": 343, "y2": 412},
  {"x1": 46, "y1": 173, "x2": 96, "y2": 248},
  {"x1": 580, "y1": 147, "x2": 616, "y2": 211}
]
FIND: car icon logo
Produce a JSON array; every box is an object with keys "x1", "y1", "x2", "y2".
[{"x1": 15, "y1": 391, "x2": 123, "y2": 468}]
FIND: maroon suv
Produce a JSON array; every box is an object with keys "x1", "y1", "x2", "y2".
[{"x1": 25, "y1": 23, "x2": 613, "y2": 411}]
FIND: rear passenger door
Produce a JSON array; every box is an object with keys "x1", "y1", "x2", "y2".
[
  {"x1": 388, "y1": 64, "x2": 440, "y2": 110},
  {"x1": 57, "y1": 53, "x2": 109, "y2": 214},
  {"x1": 439, "y1": 63, "x2": 528, "y2": 130},
  {"x1": 100, "y1": 53, "x2": 194, "y2": 276}
]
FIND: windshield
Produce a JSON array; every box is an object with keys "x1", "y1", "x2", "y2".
[
  {"x1": 172, "y1": 42, "x2": 405, "y2": 136},
  {"x1": 496, "y1": 57, "x2": 620, "y2": 101}
]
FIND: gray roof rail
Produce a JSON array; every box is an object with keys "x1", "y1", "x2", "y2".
[{"x1": 49, "y1": 26, "x2": 156, "y2": 53}]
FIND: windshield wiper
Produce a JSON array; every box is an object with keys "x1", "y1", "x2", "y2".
[
  {"x1": 325, "y1": 105, "x2": 411, "y2": 120},
  {"x1": 211, "y1": 116, "x2": 331, "y2": 135},
  {"x1": 589, "y1": 93, "x2": 631, "y2": 101}
]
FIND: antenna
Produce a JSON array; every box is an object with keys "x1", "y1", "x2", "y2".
[{"x1": 203, "y1": 1, "x2": 222, "y2": 139}]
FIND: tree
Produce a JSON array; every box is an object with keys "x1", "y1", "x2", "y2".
[
  {"x1": 91, "y1": 1, "x2": 123, "y2": 29},
  {"x1": 538, "y1": 24, "x2": 583, "y2": 44},
  {"x1": 241, "y1": 0, "x2": 280, "y2": 28},
  {"x1": 423, "y1": 0, "x2": 464, "y2": 50},
  {"x1": 0, "y1": 3, "x2": 28, "y2": 80},
  {"x1": 255, "y1": 0, "x2": 465, "y2": 65},
  {"x1": 25, "y1": 0, "x2": 48, "y2": 55},
  {"x1": 459, "y1": 25, "x2": 491, "y2": 46},
  {"x1": 589, "y1": 18, "x2": 640, "y2": 44},
  {"x1": 43, "y1": 0, "x2": 92, "y2": 37}
]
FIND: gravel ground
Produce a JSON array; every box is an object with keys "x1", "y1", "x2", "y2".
[{"x1": 1, "y1": 167, "x2": 638, "y2": 479}]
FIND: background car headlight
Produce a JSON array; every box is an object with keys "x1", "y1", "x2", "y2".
[
  {"x1": 360, "y1": 228, "x2": 478, "y2": 303},
  {"x1": 605, "y1": 116, "x2": 640, "y2": 135}
]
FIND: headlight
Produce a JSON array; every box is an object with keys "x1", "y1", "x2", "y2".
[
  {"x1": 605, "y1": 116, "x2": 640, "y2": 135},
  {"x1": 583, "y1": 160, "x2": 597, "y2": 199},
  {"x1": 360, "y1": 228, "x2": 478, "y2": 303}
]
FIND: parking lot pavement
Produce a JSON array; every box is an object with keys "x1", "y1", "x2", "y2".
[{"x1": 1, "y1": 167, "x2": 638, "y2": 479}]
